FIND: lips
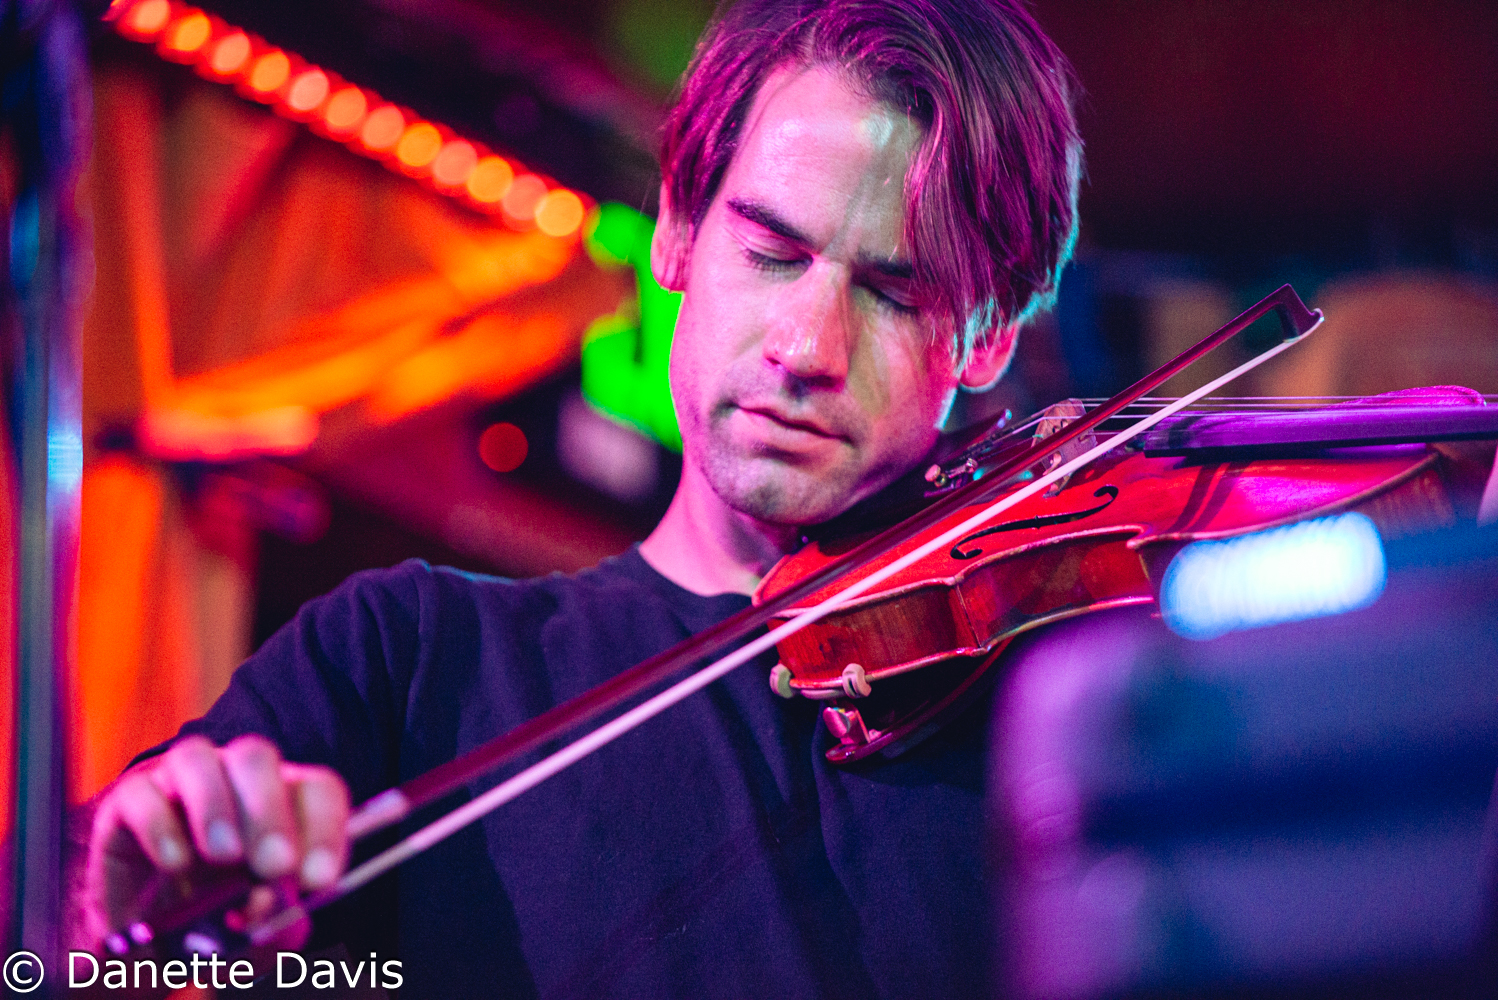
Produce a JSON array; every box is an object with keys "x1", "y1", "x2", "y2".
[{"x1": 738, "y1": 405, "x2": 847, "y2": 442}]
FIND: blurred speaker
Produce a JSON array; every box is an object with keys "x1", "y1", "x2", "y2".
[{"x1": 990, "y1": 523, "x2": 1498, "y2": 999}]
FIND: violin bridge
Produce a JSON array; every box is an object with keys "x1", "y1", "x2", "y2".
[{"x1": 1034, "y1": 398, "x2": 1096, "y2": 497}]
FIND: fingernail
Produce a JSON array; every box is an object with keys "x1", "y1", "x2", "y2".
[
  {"x1": 252, "y1": 833, "x2": 295, "y2": 876},
  {"x1": 157, "y1": 836, "x2": 186, "y2": 869},
  {"x1": 206, "y1": 819, "x2": 241, "y2": 859},
  {"x1": 301, "y1": 847, "x2": 338, "y2": 887}
]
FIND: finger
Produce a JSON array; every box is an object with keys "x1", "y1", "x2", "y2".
[
  {"x1": 99, "y1": 770, "x2": 192, "y2": 873},
  {"x1": 241, "y1": 885, "x2": 280, "y2": 926},
  {"x1": 287, "y1": 764, "x2": 350, "y2": 890},
  {"x1": 241, "y1": 883, "x2": 310, "y2": 951},
  {"x1": 154, "y1": 736, "x2": 244, "y2": 863},
  {"x1": 220, "y1": 735, "x2": 299, "y2": 879},
  {"x1": 229, "y1": 881, "x2": 310, "y2": 952}
]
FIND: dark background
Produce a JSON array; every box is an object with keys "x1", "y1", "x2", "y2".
[{"x1": 159, "y1": 0, "x2": 1498, "y2": 266}]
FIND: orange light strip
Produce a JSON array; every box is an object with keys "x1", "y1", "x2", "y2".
[{"x1": 105, "y1": 0, "x2": 589, "y2": 237}]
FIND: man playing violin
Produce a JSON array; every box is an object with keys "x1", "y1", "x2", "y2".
[{"x1": 77, "y1": 0, "x2": 1082, "y2": 995}]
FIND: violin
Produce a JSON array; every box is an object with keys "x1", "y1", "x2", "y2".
[
  {"x1": 102, "y1": 284, "x2": 1498, "y2": 960},
  {"x1": 757, "y1": 384, "x2": 1497, "y2": 763}
]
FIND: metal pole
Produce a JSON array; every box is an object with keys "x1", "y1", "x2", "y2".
[{"x1": 5, "y1": 1, "x2": 88, "y2": 993}]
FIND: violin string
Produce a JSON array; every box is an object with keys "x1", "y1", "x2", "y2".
[
  {"x1": 1079, "y1": 397, "x2": 1498, "y2": 406},
  {"x1": 986, "y1": 394, "x2": 1498, "y2": 455},
  {"x1": 971, "y1": 398, "x2": 1409, "y2": 458},
  {"x1": 942, "y1": 390, "x2": 1497, "y2": 492},
  {"x1": 1075, "y1": 394, "x2": 1498, "y2": 401},
  {"x1": 1075, "y1": 394, "x2": 1498, "y2": 411},
  {"x1": 247, "y1": 309, "x2": 1320, "y2": 946},
  {"x1": 1073, "y1": 396, "x2": 1498, "y2": 428}
]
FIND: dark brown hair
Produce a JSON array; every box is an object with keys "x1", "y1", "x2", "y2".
[{"x1": 660, "y1": 0, "x2": 1082, "y2": 364}]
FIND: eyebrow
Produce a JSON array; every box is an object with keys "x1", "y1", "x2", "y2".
[
  {"x1": 857, "y1": 254, "x2": 913, "y2": 281},
  {"x1": 726, "y1": 196, "x2": 915, "y2": 282},
  {"x1": 726, "y1": 197, "x2": 813, "y2": 247}
]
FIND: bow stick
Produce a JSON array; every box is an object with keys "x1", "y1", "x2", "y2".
[{"x1": 121, "y1": 285, "x2": 1325, "y2": 951}]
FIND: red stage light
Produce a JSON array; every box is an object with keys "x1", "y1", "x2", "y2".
[
  {"x1": 164, "y1": 11, "x2": 211, "y2": 54},
  {"x1": 208, "y1": 32, "x2": 251, "y2": 75},
  {"x1": 535, "y1": 190, "x2": 585, "y2": 238},
  {"x1": 395, "y1": 122, "x2": 443, "y2": 171},
  {"x1": 109, "y1": 4, "x2": 589, "y2": 226},
  {"x1": 323, "y1": 87, "x2": 367, "y2": 133},
  {"x1": 360, "y1": 105, "x2": 405, "y2": 152},
  {"x1": 502, "y1": 174, "x2": 547, "y2": 223},
  {"x1": 286, "y1": 69, "x2": 330, "y2": 114},
  {"x1": 478, "y1": 423, "x2": 529, "y2": 473},
  {"x1": 248, "y1": 51, "x2": 291, "y2": 96},
  {"x1": 125, "y1": 0, "x2": 170, "y2": 37},
  {"x1": 432, "y1": 140, "x2": 478, "y2": 188},
  {"x1": 466, "y1": 156, "x2": 514, "y2": 206}
]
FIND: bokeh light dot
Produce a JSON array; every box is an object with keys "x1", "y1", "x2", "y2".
[
  {"x1": 535, "y1": 190, "x2": 585, "y2": 237},
  {"x1": 359, "y1": 106, "x2": 405, "y2": 151},
  {"x1": 502, "y1": 174, "x2": 547, "y2": 221},
  {"x1": 208, "y1": 32, "x2": 251, "y2": 75},
  {"x1": 395, "y1": 122, "x2": 443, "y2": 169},
  {"x1": 165, "y1": 12, "x2": 211, "y2": 53},
  {"x1": 323, "y1": 87, "x2": 367, "y2": 133},
  {"x1": 466, "y1": 157, "x2": 514, "y2": 204},
  {"x1": 127, "y1": 0, "x2": 171, "y2": 36},
  {"x1": 248, "y1": 51, "x2": 291, "y2": 95},
  {"x1": 285, "y1": 70, "x2": 330, "y2": 113},
  {"x1": 431, "y1": 140, "x2": 478, "y2": 188},
  {"x1": 479, "y1": 423, "x2": 528, "y2": 473}
]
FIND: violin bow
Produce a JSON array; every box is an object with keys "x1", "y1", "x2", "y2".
[{"x1": 135, "y1": 285, "x2": 1326, "y2": 949}]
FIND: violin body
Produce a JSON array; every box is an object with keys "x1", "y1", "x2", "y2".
[{"x1": 756, "y1": 392, "x2": 1490, "y2": 762}]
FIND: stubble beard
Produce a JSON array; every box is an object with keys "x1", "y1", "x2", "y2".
[{"x1": 694, "y1": 411, "x2": 858, "y2": 528}]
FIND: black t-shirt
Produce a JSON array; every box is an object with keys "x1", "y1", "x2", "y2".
[{"x1": 175, "y1": 547, "x2": 992, "y2": 999}]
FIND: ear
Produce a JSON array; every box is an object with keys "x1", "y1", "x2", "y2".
[
  {"x1": 650, "y1": 182, "x2": 690, "y2": 292},
  {"x1": 958, "y1": 322, "x2": 1019, "y2": 392}
]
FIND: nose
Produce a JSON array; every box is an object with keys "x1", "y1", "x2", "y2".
[{"x1": 761, "y1": 264, "x2": 852, "y2": 386}]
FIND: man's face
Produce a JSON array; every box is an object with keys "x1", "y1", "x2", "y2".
[{"x1": 662, "y1": 65, "x2": 966, "y2": 527}]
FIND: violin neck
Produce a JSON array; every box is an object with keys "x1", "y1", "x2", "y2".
[{"x1": 1141, "y1": 404, "x2": 1498, "y2": 457}]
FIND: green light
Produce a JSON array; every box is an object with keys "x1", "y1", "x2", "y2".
[
  {"x1": 606, "y1": 0, "x2": 713, "y2": 91},
  {"x1": 581, "y1": 202, "x2": 682, "y2": 451}
]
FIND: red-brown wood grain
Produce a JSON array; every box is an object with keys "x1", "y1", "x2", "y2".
[{"x1": 761, "y1": 445, "x2": 1453, "y2": 693}]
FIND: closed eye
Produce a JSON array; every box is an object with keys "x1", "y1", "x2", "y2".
[
  {"x1": 743, "y1": 248, "x2": 808, "y2": 273},
  {"x1": 746, "y1": 251, "x2": 920, "y2": 316},
  {"x1": 862, "y1": 282, "x2": 919, "y2": 317}
]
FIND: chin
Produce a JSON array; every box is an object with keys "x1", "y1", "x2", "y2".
[{"x1": 706, "y1": 456, "x2": 856, "y2": 528}]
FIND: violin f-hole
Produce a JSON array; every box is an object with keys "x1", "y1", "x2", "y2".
[{"x1": 950, "y1": 485, "x2": 1120, "y2": 560}]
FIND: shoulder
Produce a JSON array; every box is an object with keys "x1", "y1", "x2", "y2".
[
  {"x1": 354, "y1": 548, "x2": 665, "y2": 618},
  {"x1": 321, "y1": 549, "x2": 681, "y2": 657},
  {"x1": 384, "y1": 548, "x2": 690, "y2": 734}
]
